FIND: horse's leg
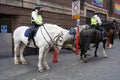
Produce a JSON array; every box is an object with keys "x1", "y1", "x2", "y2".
[
  {"x1": 83, "y1": 54, "x2": 88, "y2": 63},
  {"x1": 38, "y1": 47, "x2": 44, "y2": 72},
  {"x1": 43, "y1": 48, "x2": 50, "y2": 70},
  {"x1": 94, "y1": 43, "x2": 99, "y2": 57},
  {"x1": 20, "y1": 43, "x2": 27, "y2": 64},
  {"x1": 81, "y1": 46, "x2": 88, "y2": 62},
  {"x1": 71, "y1": 40, "x2": 76, "y2": 52},
  {"x1": 107, "y1": 30, "x2": 114, "y2": 48},
  {"x1": 109, "y1": 34, "x2": 114, "y2": 48},
  {"x1": 119, "y1": 32, "x2": 120, "y2": 40},
  {"x1": 14, "y1": 41, "x2": 20, "y2": 65},
  {"x1": 111, "y1": 36, "x2": 114, "y2": 44},
  {"x1": 107, "y1": 38, "x2": 112, "y2": 48},
  {"x1": 103, "y1": 40, "x2": 107, "y2": 58},
  {"x1": 80, "y1": 52, "x2": 83, "y2": 60},
  {"x1": 80, "y1": 39, "x2": 88, "y2": 62},
  {"x1": 107, "y1": 38, "x2": 110, "y2": 47},
  {"x1": 80, "y1": 45, "x2": 84, "y2": 60}
]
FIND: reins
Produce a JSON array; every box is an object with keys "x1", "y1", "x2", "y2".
[{"x1": 40, "y1": 24, "x2": 62, "y2": 48}]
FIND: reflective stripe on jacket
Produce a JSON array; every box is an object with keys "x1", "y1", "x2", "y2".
[{"x1": 91, "y1": 17, "x2": 98, "y2": 25}]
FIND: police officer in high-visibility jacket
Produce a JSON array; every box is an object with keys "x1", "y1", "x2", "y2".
[
  {"x1": 31, "y1": 4, "x2": 43, "y2": 27},
  {"x1": 91, "y1": 12, "x2": 107, "y2": 40},
  {"x1": 27, "y1": 4, "x2": 43, "y2": 45},
  {"x1": 91, "y1": 12, "x2": 102, "y2": 29}
]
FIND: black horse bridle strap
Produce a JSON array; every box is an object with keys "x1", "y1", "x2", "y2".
[
  {"x1": 40, "y1": 24, "x2": 61, "y2": 47},
  {"x1": 54, "y1": 33, "x2": 63, "y2": 47}
]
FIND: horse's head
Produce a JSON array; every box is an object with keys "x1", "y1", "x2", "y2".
[
  {"x1": 112, "y1": 20, "x2": 120, "y2": 35},
  {"x1": 53, "y1": 31, "x2": 66, "y2": 53},
  {"x1": 112, "y1": 20, "x2": 118, "y2": 29},
  {"x1": 54, "y1": 29, "x2": 76, "y2": 53}
]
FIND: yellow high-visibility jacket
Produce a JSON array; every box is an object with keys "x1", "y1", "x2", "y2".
[
  {"x1": 31, "y1": 11, "x2": 43, "y2": 25},
  {"x1": 91, "y1": 17, "x2": 98, "y2": 25}
]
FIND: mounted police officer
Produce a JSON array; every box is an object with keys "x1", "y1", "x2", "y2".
[
  {"x1": 27, "y1": 4, "x2": 43, "y2": 45},
  {"x1": 91, "y1": 12, "x2": 102, "y2": 28},
  {"x1": 91, "y1": 12, "x2": 107, "y2": 40}
]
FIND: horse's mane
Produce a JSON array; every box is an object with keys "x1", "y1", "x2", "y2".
[
  {"x1": 101, "y1": 22, "x2": 113, "y2": 27},
  {"x1": 101, "y1": 21, "x2": 115, "y2": 32},
  {"x1": 44, "y1": 23, "x2": 64, "y2": 30}
]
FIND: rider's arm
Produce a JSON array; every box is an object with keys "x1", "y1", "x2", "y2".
[
  {"x1": 31, "y1": 11, "x2": 42, "y2": 24},
  {"x1": 95, "y1": 16, "x2": 102, "y2": 25}
]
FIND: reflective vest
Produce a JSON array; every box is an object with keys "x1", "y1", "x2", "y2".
[
  {"x1": 91, "y1": 17, "x2": 98, "y2": 25},
  {"x1": 32, "y1": 14, "x2": 43, "y2": 25}
]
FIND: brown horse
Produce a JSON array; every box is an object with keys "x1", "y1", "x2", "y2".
[{"x1": 101, "y1": 20, "x2": 118, "y2": 48}]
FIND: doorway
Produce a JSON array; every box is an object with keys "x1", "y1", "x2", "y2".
[
  {"x1": 0, "y1": 14, "x2": 11, "y2": 33},
  {"x1": 0, "y1": 14, "x2": 12, "y2": 58}
]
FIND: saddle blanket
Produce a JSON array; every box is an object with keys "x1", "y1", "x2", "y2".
[{"x1": 24, "y1": 28, "x2": 31, "y2": 37}]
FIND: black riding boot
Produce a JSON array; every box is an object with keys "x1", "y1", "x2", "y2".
[
  {"x1": 27, "y1": 34, "x2": 32, "y2": 46},
  {"x1": 27, "y1": 28, "x2": 34, "y2": 46}
]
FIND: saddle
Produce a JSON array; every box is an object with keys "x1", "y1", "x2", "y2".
[
  {"x1": 24, "y1": 27, "x2": 39, "y2": 37},
  {"x1": 24, "y1": 28, "x2": 31, "y2": 37},
  {"x1": 24, "y1": 27, "x2": 39, "y2": 47}
]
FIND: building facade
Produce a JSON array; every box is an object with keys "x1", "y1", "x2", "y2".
[
  {"x1": 0, "y1": 0, "x2": 120, "y2": 33},
  {"x1": 0, "y1": 0, "x2": 75, "y2": 33}
]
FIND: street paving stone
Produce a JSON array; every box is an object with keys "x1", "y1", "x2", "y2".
[{"x1": 0, "y1": 39, "x2": 120, "y2": 80}]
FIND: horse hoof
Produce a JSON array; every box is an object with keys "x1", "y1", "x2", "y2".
[
  {"x1": 38, "y1": 69, "x2": 44, "y2": 72},
  {"x1": 108, "y1": 46, "x2": 111, "y2": 49},
  {"x1": 80, "y1": 57, "x2": 83, "y2": 60},
  {"x1": 14, "y1": 61, "x2": 19, "y2": 65},
  {"x1": 38, "y1": 68, "x2": 44, "y2": 72},
  {"x1": 37, "y1": 66, "x2": 44, "y2": 72},
  {"x1": 44, "y1": 66, "x2": 50, "y2": 70},
  {"x1": 108, "y1": 44, "x2": 112, "y2": 49},
  {"x1": 21, "y1": 60, "x2": 27, "y2": 64},
  {"x1": 84, "y1": 60, "x2": 88, "y2": 63},
  {"x1": 84, "y1": 58, "x2": 88, "y2": 63},
  {"x1": 94, "y1": 55, "x2": 98, "y2": 57},
  {"x1": 104, "y1": 55, "x2": 107, "y2": 58}
]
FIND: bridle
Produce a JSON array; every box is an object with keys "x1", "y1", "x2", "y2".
[
  {"x1": 53, "y1": 33, "x2": 64, "y2": 48},
  {"x1": 40, "y1": 24, "x2": 64, "y2": 49}
]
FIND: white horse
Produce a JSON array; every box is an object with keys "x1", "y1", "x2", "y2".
[{"x1": 13, "y1": 23, "x2": 74, "y2": 72}]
